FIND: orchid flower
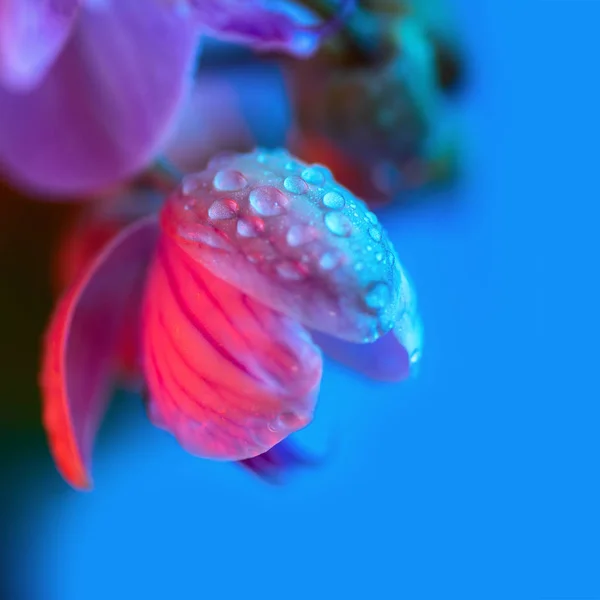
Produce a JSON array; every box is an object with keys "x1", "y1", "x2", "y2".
[
  {"x1": 41, "y1": 148, "x2": 422, "y2": 490},
  {"x1": 0, "y1": 0, "x2": 351, "y2": 196}
]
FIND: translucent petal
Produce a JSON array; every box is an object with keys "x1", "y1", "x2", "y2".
[
  {"x1": 0, "y1": 0, "x2": 79, "y2": 91},
  {"x1": 0, "y1": 0, "x2": 198, "y2": 196},
  {"x1": 142, "y1": 234, "x2": 323, "y2": 461}
]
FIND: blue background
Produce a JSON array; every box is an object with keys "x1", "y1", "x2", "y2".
[{"x1": 2, "y1": 2, "x2": 599, "y2": 599}]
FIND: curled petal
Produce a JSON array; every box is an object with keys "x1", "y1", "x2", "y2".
[
  {"x1": 185, "y1": 0, "x2": 354, "y2": 57},
  {"x1": 0, "y1": 0, "x2": 199, "y2": 196},
  {"x1": 162, "y1": 148, "x2": 403, "y2": 343},
  {"x1": 313, "y1": 265, "x2": 423, "y2": 380},
  {"x1": 142, "y1": 234, "x2": 323, "y2": 461},
  {"x1": 0, "y1": 0, "x2": 79, "y2": 91},
  {"x1": 41, "y1": 216, "x2": 159, "y2": 489}
]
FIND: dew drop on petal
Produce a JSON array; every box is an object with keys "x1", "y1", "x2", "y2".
[
  {"x1": 287, "y1": 224, "x2": 314, "y2": 247},
  {"x1": 324, "y1": 212, "x2": 353, "y2": 237},
  {"x1": 322, "y1": 191, "x2": 345, "y2": 209},
  {"x1": 365, "y1": 211, "x2": 378, "y2": 225},
  {"x1": 319, "y1": 250, "x2": 341, "y2": 270},
  {"x1": 237, "y1": 216, "x2": 264, "y2": 237},
  {"x1": 301, "y1": 167, "x2": 326, "y2": 186},
  {"x1": 369, "y1": 227, "x2": 382, "y2": 242},
  {"x1": 208, "y1": 199, "x2": 239, "y2": 220},
  {"x1": 276, "y1": 260, "x2": 306, "y2": 281},
  {"x1": 249, "y1": 186, "x2": 290, "y2": 216},
  {"x1": 212, "y1": 169, "x2": 247, "y2": 191},
  {"x1": 284, "y1": 175, "x2": 309, "y2": 195},
  {"x1": 364, "y1": 281, "x2": 391, "y2": 311}
]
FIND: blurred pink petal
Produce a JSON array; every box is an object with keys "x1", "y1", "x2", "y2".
[
  {"x1": 0, "y1": 0, "x2": 79, "y2": 91},
  {"x1": 40, "y1": 216, "x2": 159, "y2": 489},
  {"x1": 0, "y1": 0, "x2": 198, "y2": 196},
  {"x1": 142, "y1": 233, "x2": 323, "y2": 461}
]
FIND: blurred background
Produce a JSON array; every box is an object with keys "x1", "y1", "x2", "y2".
[{"x1": 1, "y1": 2, "x2": 599, "y2": 599}]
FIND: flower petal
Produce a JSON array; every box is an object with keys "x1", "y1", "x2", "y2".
[
  {"x1": 40, "y1": 216, "x2": 159, "y2": 489},
  {"x1": 142, "y1": 234, "x2": 323, "y2": 461},
  {"x1": 0, "y1": 0, "x2": 79, "y2": 91},
  {"x1": 0, "y1": 0, "x2": 199, "y2": 196},
  {"x1": 237, "y1": 438, "x2": 322, "y2": 484},
  {"x1": 186, "y1": 0, "x2": 351, "y2": 57}
]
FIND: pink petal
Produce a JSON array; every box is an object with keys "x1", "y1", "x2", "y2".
[
  {"x1": 40, "y1": 216, "x2": 159, "y2": 489},
  {"x1": 0, "y1": 0, "x2": 199, "y2": 196},
  {"x1": 142, "y1": 234, "x2": 323, "y2": 461},
  {"x1": 0, "y1": 0, "x2": 79, "y2": 91}
]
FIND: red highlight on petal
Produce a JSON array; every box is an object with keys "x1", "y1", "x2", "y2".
[{"x1": 40, "y1": 216, "x2": 159, "y2": 489}]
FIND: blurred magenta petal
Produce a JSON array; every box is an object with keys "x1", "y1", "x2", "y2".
[
  {"x1": 41, "y1": 216, "x2": 159, "y2": 489},
  {"x1": 0, "y1": 0, "x2": 79, "y2": 91},
  {"x1": 142, "y1": 234, "x2": 323, "y2": 461},
  {"x1": 186, "y1": 0, "x2": 350, "y2": 57},
  {"x1": 0, "y1": 0, "x2": 198, "y2": 196}
]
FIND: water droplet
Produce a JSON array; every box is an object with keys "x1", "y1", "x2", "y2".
[
  {"x1": 276, "y1": 260, "x2": 305, "y2": 281},
  {"x1": 324, "y1": 212, "x2": 353, "y2": 237},
  {"x1": 301, "y1": 167, "x2": 326, "y2": 186},
  {"x1": 365, "y1": 211, "x2": 378, "y2": 225},
  {"x1": 285, "y1": 160, "x2": 298, "y2": 171},
  {"x1": 249, "y1": 186, "x2": 289, "y2": 216},
  {"x1": 355, "y1": 261, "x2": 365, "y2": 272},
  {"x1": 322, "y1": 191, "x2": 345, "y2": 209},
  {"x1": 387, "y1": 251, "x2": 396, "y2": 266},
  {"x1": 181, "y1": 174, "x2": 203, "y2": 195},
  {"x1": 287, "y1": 224, "x2": 315, "y2": 247},
  {"x1": 284, "y1": 175, "x2": 309, "y2": 195},
  {"x1": 212, "y1": 169, "x2": 247, "y2": 191},
  {"x1": 208, "y1": 199, "x2": 238, "y2": 220},
  {"x1": 237, "y1": 217, "x2": 264, "y2": 238},
  {"x1": 410, "y1": 350, "x2": 421, "y2": 364},
  {"x1": 369, "y1": 227, "x2": 382, "y2": 242},
  {"x1": 256, "y1": 152, "x2": 267, "y2": 164},
  {"x1": 375, "y1": 252, "x2": 384, "y2": 262},
  {"x1": 319, "y1": 250, "x2": 341, "y2": 270},
  {"x1": 364, "y1": 282, "x2": 390, "y2": 311}
]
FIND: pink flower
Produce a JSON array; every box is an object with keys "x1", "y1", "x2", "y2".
[
  {"x1": 0, "y1": 0, "x2": 349, "y2": 196},
  {"x1": 40, "y1": 149, "x2": 422, "y2": 489}
]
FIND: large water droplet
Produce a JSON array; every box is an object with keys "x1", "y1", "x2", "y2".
[
  {"x1": 369, "y1": 227, "x2": 382, "y2": 242},
  {"x1": 284, "y1": 175, "x2": 309, "y2": 195},
  {"x1": 212, "y1": 169, "x2": 247, "y2": 191},
  {"x1": 364, "y1": 282, "x2": 390, "y2": 311},
  {"x1": 301, "y1": 167, "x2": 326, "y2": 186},
  {"x1": 322, "y1": 191, "x2": 345, "y2": 209},
  {"x1": 208, "y1": 199, "x2": 238, "y2": 220},
  {"x1": 365, "y1": 211, "x2": 378, "y2": 225},
  {"x1": 237, "y1": 217, "x2": 264, "y2": 238},
  {"x1": 287, "y1": 224, "x2": 315, "y2": 247},
  {"x1": 319, "y1": 250, "x2": 342, "y2": 270},
  {"x1": 249, "y1": 186, "x2": 289, "y2": 216},
  {"x1": 324, "y1": 212, "x2": 353, "y2": 237}
]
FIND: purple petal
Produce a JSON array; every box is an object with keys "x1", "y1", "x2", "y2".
[
  {"x1": 186, "y1": 0, "x2": 352, "y2": 57},
  {"x1": 237, "y1": 438, "x2": 323, "y2": 484},
  {"x1": 0, "y1": 0, "x2": 199, "y2": 196},
  {"x1": 0, "y1": 0, "x2": 79, "y2": 91},
  {"x1": 40, "y1": 216, "x2": 159, "y2": 489}
]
